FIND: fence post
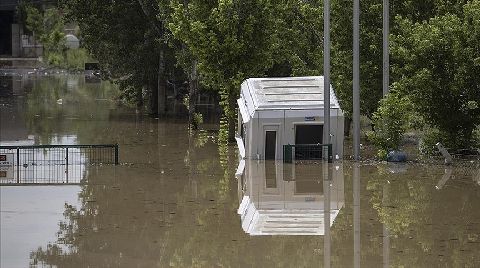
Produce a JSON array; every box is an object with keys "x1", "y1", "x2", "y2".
[
  {"x1": 114, "y1": 144, "x2": 119, "y2": 165},
  {"x1": 283, "y1": 145, "x2": 292, "y2": 163},
  {"x1": 16, "y1": 147, "x2": 20, "y2": 183},
  {"x1": 65, "y1": 147, "x2": 69, "y2": 183},
  {"x1": 328, "y1": 144, "x2": 333, "y2": 163}
]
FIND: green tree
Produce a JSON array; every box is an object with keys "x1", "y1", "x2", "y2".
[
  {"x1": 366, "y1": 91, "x2": 414, "y2": 158},
  {"x1": 391, "y1": 0, "x2": 480, "y2": 149},
  {"x1": 168, "y1": 0, "x2": 278, "y2": 141},
  {"x1": 168, "y1": 0, "x2": 325, "y2": 141},
  {"x1": 331, "y1": 0, "x2": 384, "y2": 125},
  {"x1": 22, "y1": 4, "x2": 66, "y2": 65},
  {"x1": 62, "y1": 0, "x2": 176, "y2": 115},
  {"x1": 330, "y1": 0, "x2": 464, "y2": 132}
]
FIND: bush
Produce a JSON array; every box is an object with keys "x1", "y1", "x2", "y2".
[
  {"x1": 418, "y1": 127, "x2": 443, "y2": 156},
  {"x1": 474, "y1": 126, "x2": 480, "y2": 149},
  {"x1": 45, "y1": 52, "x2": 64, "y2": 66},
  {"x1": 65, "y1": 48, "x2": 92, "y2": 70},
  {"x1": 366, "y1": 91, "x2": 413, "y2": 159}
]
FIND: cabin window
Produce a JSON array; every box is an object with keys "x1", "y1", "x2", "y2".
[{"x1": 265, "y1": 131, "x2": 277, "y2": 160}]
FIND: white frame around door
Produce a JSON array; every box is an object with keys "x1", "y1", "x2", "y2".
[{"x1": 262, "y1": 124, "x2": 280, "y2": 160}]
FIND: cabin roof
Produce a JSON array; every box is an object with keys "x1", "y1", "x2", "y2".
[{"x1": 239, "y1": 76, "x2": 342, "y2": 120}]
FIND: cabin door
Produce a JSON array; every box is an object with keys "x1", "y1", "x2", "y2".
[{"x1": 264, "y1": 125, "x2": 279, "y2": 160}]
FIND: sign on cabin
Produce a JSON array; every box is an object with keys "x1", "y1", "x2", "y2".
[
  {"x1": 0, "y1": 153, "x2": 14, "y2": 179},
  {"x1": 304, "y1": 116, "x2": 316, "y2": 121}
]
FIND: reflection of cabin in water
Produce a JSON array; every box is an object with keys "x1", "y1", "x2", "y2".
[
  {"x1": 236, "y1": 77, "x2": 344, "y2": 160},
  {"x1": 237, "y1": 160, "x2": 344, "y2": 235}
]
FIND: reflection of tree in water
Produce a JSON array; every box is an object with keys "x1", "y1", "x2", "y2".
[
  {"x1": 367, "y1": 165, "x2": 430, "y2": 235},
  {"x1": 27, "y1": 122, "x2": 480, "y2": 267},
  {"x1": 23, "y1": 75, "x2": 119, "y2": 144},
  {"x1": 29, "y1": 127, "x2": 326, "y2": 267},
  {"x1": 217, "y1": 117, "x2": 234, "y2": 201},
  {"x1": 367, "y1": 164, "x2": 480, "y2": 267},
  {"x1": 28, "y1": 120, "x2": 186, "y2": 267}
]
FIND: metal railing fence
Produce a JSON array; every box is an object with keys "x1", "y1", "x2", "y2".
[
  {"x1": 0, "y1": 144, "x2": 118, "y2": 184},
  {"x1": 283, "y1": 144, "x2": 333, "y2": 163}
]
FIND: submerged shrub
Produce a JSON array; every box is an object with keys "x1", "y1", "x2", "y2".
[
  {"x1": 367, "y1": 91, "x2": 413, "y2": 159},
  {"x1": 418, "y1": 127, "x2": 443, "y2": 156},
  {"x1": 474, "y1": 126, "x2": 480, "y2": 149}
]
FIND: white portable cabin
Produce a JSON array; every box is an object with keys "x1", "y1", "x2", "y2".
[{"x1": 236, "y1": 76, "x2": 344, "y2": 160}]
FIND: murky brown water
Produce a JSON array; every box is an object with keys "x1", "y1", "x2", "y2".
[{"x1": 1, "y1": 74, "x2": 480, "y2": 267}]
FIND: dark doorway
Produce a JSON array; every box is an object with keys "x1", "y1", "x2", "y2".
[
  {"x1": 295, "y1": 125, "x2": 323, "y2": 159},
  {"x1": 265, "y1": 131, "x2": 277, "y2": 160},
  {"x1": 295, "y1": 124, "x2": 323, "y2": 144},
  {"x1": 0, "y1": 11, "x2": 14, "y2": 56}
]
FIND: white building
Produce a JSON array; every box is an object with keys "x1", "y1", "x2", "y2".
[{"x1": 236, "y1": 76, "x2": 345, "y2": 160}]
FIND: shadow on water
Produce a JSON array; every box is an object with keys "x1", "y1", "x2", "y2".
[{"x1": 1, "y1": 75, "x2": 480, "y2": 267}]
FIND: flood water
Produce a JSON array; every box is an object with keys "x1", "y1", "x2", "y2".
[{"x1": 1, "y1": 74, "x2": 480, "y2": 267}]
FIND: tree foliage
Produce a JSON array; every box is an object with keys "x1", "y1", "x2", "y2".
[
  {"x1": 57, "y1": 0, "x2": 480, "y2": 148},
  {"x1": 366, "y1": 91, "x2": 413, "y2": 157},
  {"x1": 61, "y1": 0, "x2": 177, "y2": 114},
  {"x1": 331, "y1": 0, "x2": 384, "y2": 119},
  {"x1": 21, "y1": 3, "x2": 66, "y2": 65},
  {"x1": 168, "y1": 0, "x2": 324, "y2": 140},
  {"x1": 391, "y1": 0, "x2": 480, "y2": 149}
]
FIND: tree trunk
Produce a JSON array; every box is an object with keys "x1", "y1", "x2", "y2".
[
  {"x1": 136, "y1": 86, "x2": 143, "y2": 109},
  {"x1": 344, "y1": 117, "x2": 352, "y2": 137},
  {"x1": 188, "y1": 60, "x2": 198, "y2": 130},
  {"x1": 150, "y1": 78, "x2": 158, "y2": 115},
  {"x1": 157, "y1": 48, "x2": 166, "y2": 116},
  {"x1": 136, "y1": 0, "x2": 165, "y2": 115}
]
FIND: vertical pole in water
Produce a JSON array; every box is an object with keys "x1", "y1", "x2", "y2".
[
  {"x1": 353, "y1": 164, "x2": 361, "y2": 268},
  {"x1": 16, "y1": 148, "x2": 20, "y2": 183},
  {"x1": 114, "y1": 144, "x2": 119, "y2": 165},
  {"x1": 323, "y1": 162, "x2": 331, "y2": 268},
  {"x1": 353, "y1": 0, "x2": 361, "y2": 161},
  {"x1": 382, "y1": 183, "x2": 390, "y2": 268},
  {"x1": 383, "y1": 0, "x2": 389, "y2": 96},
  {"x1": 323, "y1": 0, "x2": 331, "y2": 161}
]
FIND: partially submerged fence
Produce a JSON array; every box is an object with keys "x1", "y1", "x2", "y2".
[
  {"x1": 283, "y1": 144, "x2": 333, "y2": 163},
  {"x1": 0, "y1": 144, "x2": 119, "y2": 184}
]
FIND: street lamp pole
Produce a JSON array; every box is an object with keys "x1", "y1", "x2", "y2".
[
  {"x1": 324, "y1": 0, "x2": 331, "y2": 160},
  {"x1": 353, "y1": 0, "x2": 360, "y2": 161},
  {"x1": 383, "y1": 0, "x2": 389, "y2": 96}
]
